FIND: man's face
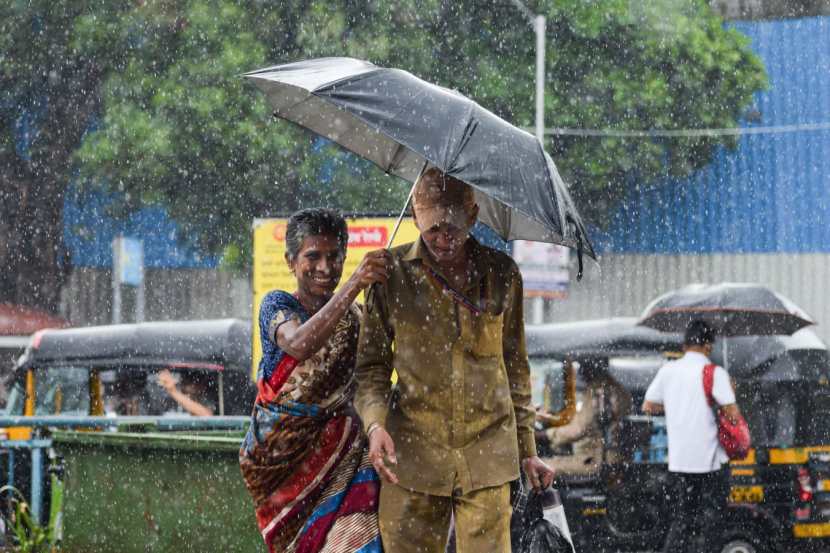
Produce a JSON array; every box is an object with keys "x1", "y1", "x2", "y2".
[
  {"x1": 287, "y1": 234, "x2": 345, "y2": 300},
  {"x1": 415, "y1": 216, "x2": 474, "y2": 266},
  {"x1": 411, "y1": 168, "x2": 478, "y2": 267}
]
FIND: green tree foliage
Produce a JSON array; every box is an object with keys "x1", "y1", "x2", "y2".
[
  {"x1": 74, "y1": 1, "x2": 417, "y2": 262},
  {"x1": 76, "y1": 0, "x2": 766, "y2": 257},
  {"x1": 6, "y1": 0, "x2": 766, "y2": 290}
]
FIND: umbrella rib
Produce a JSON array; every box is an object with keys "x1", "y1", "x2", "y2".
[
  {"x1": 647, "y1": 306, "x2": 813, "y2": 320},
  {"x1": 310, "y1": 68, "x2": 384, "y2": 94},
  {"x1": 536, "y1": 140, "x2": 564, "y2": 233},
  {"x1": 310, "y1": 85, "x2": 436, "y2": 177},
  {"x1": 386, "y1": 142, "x2": 409, "y2": 173},
  {"x1": 446, "y1": 102, "x2": 478, "y2": 171}
]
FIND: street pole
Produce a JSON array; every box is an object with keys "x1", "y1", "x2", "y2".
[
  {"x1": 535, "y1": 14, "x2": 546, "y2": 144},
  {"x1": 533, "y1": 14, "x2": 546, "y2": 325},
  {"x1": 510, "y1": 1, "x2": 548, "y2": 324},
  {"x1": 112, "y1": 236, "x2": 122, "y2": 325}
]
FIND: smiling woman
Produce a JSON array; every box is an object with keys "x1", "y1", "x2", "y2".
[{"x1": 239, "y1": 208, "x2": 391, "y2": 553}]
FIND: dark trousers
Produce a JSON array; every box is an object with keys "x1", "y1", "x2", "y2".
[{"x1": 661, "y1": 467, "x2": 729, "y2": 553}]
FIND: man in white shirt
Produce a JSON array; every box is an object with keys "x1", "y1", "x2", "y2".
[{"x1": 642, "y1": 320, "x2": 742, "y2": 553}]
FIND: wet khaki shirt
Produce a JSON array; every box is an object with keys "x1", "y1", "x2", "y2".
[{"x1": 355, "y1": 238, "x2": 536, "y2": 496}]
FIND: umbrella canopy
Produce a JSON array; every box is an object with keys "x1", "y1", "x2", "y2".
[
  {"x1": 638, "y1": 283, "x2": 815, "y2": 337},
  {"x1": 708, "y1": 328, "x2": 828, "y2": 381},
  {"x1": 244, "y1": 57, "x2": 595, "y2": 263}
]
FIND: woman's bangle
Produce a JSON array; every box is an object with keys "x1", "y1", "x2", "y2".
[{"x1": 367, "y1": 422, "x2": 382, "y2": 438}]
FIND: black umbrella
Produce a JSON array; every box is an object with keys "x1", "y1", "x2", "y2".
[
  {"x1": 708, "y1": 328, "x2": 828, "y2": 381},
  {"x1": 638, "y1": 283, "x2": 816, "y2": 375},
  {"x1": 638, "y1": 283, "x2": 815, "y2": 337},
  {"x1": 244, "y1": 57, "x2": 595, "y2": 275}
]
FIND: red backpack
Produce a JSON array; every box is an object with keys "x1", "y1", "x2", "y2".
[{"x1": 703, "y1": 364, "x2": 752, "y2": 461}]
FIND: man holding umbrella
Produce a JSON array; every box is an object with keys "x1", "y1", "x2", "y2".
[
  {"x1": 642, "y1": 320, "x2": 742, "y2": 553},
  {"x1": 355, "y1": 168, "x2": 554, "y2": 553}
]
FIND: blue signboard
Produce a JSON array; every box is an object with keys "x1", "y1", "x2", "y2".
[{"x1": 116, "y1": 237, "x2": 144, "y2": 287}]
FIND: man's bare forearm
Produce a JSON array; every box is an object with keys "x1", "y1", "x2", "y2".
[{"x1": 642, "y1": 400, "x2": 664, "y2": 415}]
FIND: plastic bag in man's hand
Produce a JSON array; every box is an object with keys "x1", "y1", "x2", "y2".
[
  {"x1": 516, "y1": 486, "x2": 575, "y2": 553},
  {"x1": 519, "y1": 518, "x2": 574, "y2": 553}
]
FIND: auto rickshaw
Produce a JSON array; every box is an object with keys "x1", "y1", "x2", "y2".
[
  {"x1": 4, "y1": 318, "x2": 256, "y2": 438},
  {"x1": 526, "y1": 317, "x2": 830, "y2": 553},
  {"x1": 0, "y1": 319, "x2": 257, "y2": 546}
]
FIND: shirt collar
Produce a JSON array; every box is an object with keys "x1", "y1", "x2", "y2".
[
  {"x1": 682, "y1": 351, "x2": 711, "y2": 364},
  {"x1": 402, "y1": 236, "x2": 482, "y2": 263},
  {"x1": 403, "y1": 236, "x2": 486, "y2": 291}
]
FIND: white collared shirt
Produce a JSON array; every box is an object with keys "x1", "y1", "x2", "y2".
[{"x1": 645, "y1": 351, "x2": 736, "y2": 473}]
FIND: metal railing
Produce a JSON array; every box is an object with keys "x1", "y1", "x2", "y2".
[{"x1": 0, "y1": 415, "x2": 250, "y2": 431}]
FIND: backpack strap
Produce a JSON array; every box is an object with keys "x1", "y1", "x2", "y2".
[{"x1": 702, "y1": 363, "x2": 716, "y2": 408}]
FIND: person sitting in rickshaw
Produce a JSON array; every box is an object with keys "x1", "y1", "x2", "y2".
[
  {"x1": 156, "y1": 369, "x2": 216, "y2": 417},
  {"x1": 536, "y1": 357, "x2": 632, "y2": 475}
]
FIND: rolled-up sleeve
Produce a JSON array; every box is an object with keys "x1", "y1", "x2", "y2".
[
  {"x1": 355, "y1": 286, "x2": 395, "y2": 433},
  {"x1": 502, "y1": 265, "x2": 537, "y2": 459}
]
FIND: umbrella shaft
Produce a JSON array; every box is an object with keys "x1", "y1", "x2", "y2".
[{"x1": 387, "y1": 161, "x2": 429, "y2": 249}]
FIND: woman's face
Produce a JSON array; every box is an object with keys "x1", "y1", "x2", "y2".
[{"x1": 288, "y1": 234, "x2": 345, "y2": 300}]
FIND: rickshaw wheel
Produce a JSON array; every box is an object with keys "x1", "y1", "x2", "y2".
[
  {"x1": 718, "y1": 540, "x2": 757, "y2": 553},
  {"x1": 714, "y1": 528, "x2": 772, "y2": 553}
]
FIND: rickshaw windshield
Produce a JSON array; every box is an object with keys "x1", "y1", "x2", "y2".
[
  {"x1": 529, "y1": 358, "x2": 565, "y2": 412},
  {"x1": 4, "y1": 384, "x2": 22, "y2": 416},
  {"x1": 35, "y1": 367, "x2": 91, "y2": 416},
  {"x1": 3, "y1": 365, "x2": 223, "y2": 417}
]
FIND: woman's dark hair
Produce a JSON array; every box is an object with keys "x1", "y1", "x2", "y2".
[
  {"x1": 285, "y1": 208, "x2": 349, "y2": 261},
  {"x1": 684, "y1": 319, "x2": 717, "y2": 346}
]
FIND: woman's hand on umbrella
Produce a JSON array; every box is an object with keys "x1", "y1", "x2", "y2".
[
  {"x1": 350, "y1": 249, "x2": 392, "y2": 290},
  {"x1": 368, "y1": 425, "x2": 399, "y2": 484}
]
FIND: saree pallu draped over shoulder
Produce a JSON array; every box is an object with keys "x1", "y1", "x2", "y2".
[{"x1": 240, "y1": 302, "x2": 381, "y2": 553}]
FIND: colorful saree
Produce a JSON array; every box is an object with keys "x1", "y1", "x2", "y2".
[{"x1": 240, "y1": 291, "x2": 381, "y2": 553}]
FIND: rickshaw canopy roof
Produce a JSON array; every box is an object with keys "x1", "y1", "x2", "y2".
[
  {"x1": 526, "y1": 317, "x2": 682, "y2": 359},
  {"x1": 16, "y1": 319, "x2": 251, "y2": 372}
]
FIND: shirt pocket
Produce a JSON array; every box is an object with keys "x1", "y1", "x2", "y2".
[
  {"x1": 471, "y1": 310, "x2": 503, "y2": 358},
  {"x1": 466, "y1": 354, "x2": 511, "y2": 417}
]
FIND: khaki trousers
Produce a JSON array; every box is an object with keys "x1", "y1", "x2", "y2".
[{"x1": 378, "y1": 481, "x2": 512, "y2": 553}]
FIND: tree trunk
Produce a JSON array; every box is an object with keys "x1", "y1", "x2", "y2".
[
  {"x1": 0, "y1": 41, "x2": 102, "y2": 316},
  {"x1": 0, "y1": 157, "x2": 69, "y2": 314}
]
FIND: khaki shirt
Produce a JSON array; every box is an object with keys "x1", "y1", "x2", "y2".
[{"x1": 355, "y1": 238, "x2": 536, "y2": 496}]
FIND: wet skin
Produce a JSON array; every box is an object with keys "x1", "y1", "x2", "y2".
[
  {"x1": 278, "y1": 234, "x2": 389, "y2": 363},
  {"x1": 415, "y1": 214, "x2": 478, "y2": 290},
  {"x1": 287, "y1": 235, "x2": 346, "y2": 313},
  {"x1": 420, "y1": 222, "x2": 471, "y2": 264}
]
